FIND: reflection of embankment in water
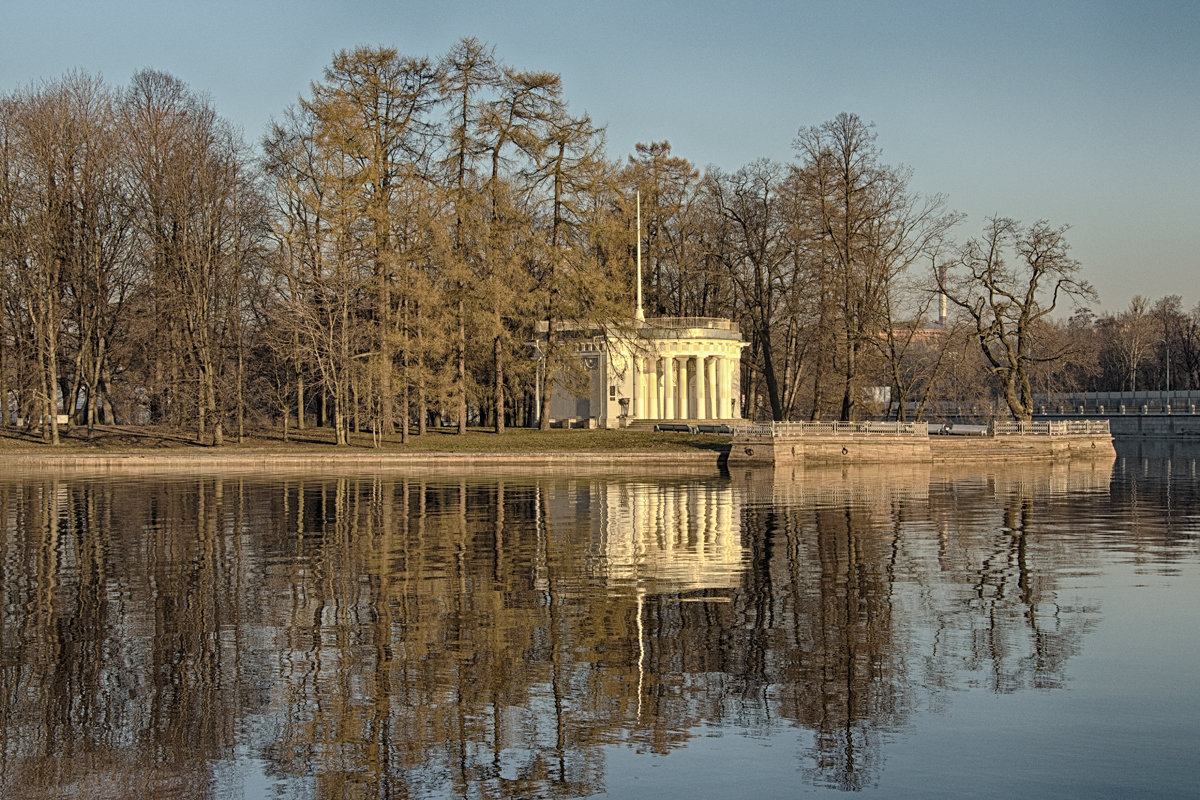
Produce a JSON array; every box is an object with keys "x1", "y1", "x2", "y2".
[
  {"x1": 731, "y1": 462, "x2": 931, "y2": 506},
  {"x1": 1114, "y1": 435, "x2": 1200, "y2": 465},
  {"x1": 729, "y1": 455, "x2": 1114, "y2": 508}
]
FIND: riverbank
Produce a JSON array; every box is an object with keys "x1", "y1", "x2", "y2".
[
  {"x1": 1, "y1": 422, "x2": 1122, "y2": 473},
  {"x1": 0, "y1": 424, "x2": 730, "y2": 472}
]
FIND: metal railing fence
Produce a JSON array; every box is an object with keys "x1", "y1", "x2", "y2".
[
  {"x1": 734, "y1": 419, "x2": 1109, "y2": 437},
  {"x1": 734, "y1": 421, "x2": 929, "y2": 437},
  {"x1": 990, "y1": 419, "x2": 1110, "y2": 436}
]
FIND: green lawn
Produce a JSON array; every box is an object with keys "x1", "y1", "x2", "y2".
[{"x1": 0, "y1": 424, "x2": 729, "y2": 454}]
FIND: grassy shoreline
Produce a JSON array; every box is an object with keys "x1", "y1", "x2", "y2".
[{"x1": 0, "y1": 424, "x2": 730, "y2": 464}]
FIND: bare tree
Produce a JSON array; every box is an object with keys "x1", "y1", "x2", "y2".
[
  {"x1": 792, "y1": 113, "x2": 957, "y2": 420},
  {"x1": 59, "y1": 77, "x2": 135, "y2": 433},
  {"x1": 123, "y1": 69, "x2": 260, "y2": 444},
  {"x1": 305, "y1": 46, "x2": 442, "y2": 437},
  {"x1": 264, "y1": 103, "x2": 368, "y2": 446},
  {"x1": 523, "y1": 106, "x2": 611, "y2": 430},
  {"x1": 478, "y1": 67, "x2": 561, "y2": 431},
  {"x1": 1103, "y1": 296, "x2": 1155, "y2": 391},
  {"x1": 0, "y1": 75, "x2": 118, "y2": 442},
  {"x1": 440, "y1": 37, "x2": 499, "y2": 434},
  {"x1": 626, "y1": 141, "x2": 708, "y2": 316},
  {"x1": 941, "y1": 217, "x2": 1096, "y2": 421},
  {"x1": 703, "y1": 160, "x2": 793, "y2": 420},
  {"x1": 873, "y1": 267, "x2": 969, "y2": 421}
]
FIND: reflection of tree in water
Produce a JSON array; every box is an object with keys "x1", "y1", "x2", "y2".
[
  {"x1": 0, "y1": 478, "x2": 247, "y2": 798},
  {"x1": 705, "y1": 465, "x2": 1104, "y2": 790},
  {"x1": 0, "y1": 464, "x2": 1126, "y2": 797},
  {"x1": 253, "y1": 477, "x2": 624, "y2": 799},
  {"x1": 937, "y1": 479, "x2": 1096, "y2": 695}
]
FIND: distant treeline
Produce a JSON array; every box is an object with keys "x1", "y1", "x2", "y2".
[{"x1": 1, "y1": 39, "x2": 1196, "y2": 443}]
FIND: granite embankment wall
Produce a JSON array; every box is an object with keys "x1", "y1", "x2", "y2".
[
  {"x1": 728, "y1": 434, "x2": 930, "y2": 465},
  {"x1": 728, "y1": 433, "x2": 1115, "y2": 466},
  {"x1": 1035, "y1": 390, "x2": 1200, "y2": 437}
]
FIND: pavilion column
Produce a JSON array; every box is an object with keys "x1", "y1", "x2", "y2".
[
  {"x1": 695, "y1": 355, "x2": 708, "y2": 420},
  {"x1": 721, "y1": 355, "x2": 734, "y2": 419},
  {"x1": 681, "y1": 357, "x2": 691, "y2": 419},
  {"x1": 720, "y1": 355, "x2": 729, "y2": 419},
  {"x1": 638, "y1": 358, "x2": 646, "y2": 418},
  {"x1": 706, "y1": 355, "x2": 718, "y2": 419},
  {"x1": 676, "y1": 356, "x2": 687, "y2": 420},
  {"x1": 631, "y1": 358, "x2": 641, "y2": 419},
  {"x1": 713, "y1": 357, "x2": 725, "y2": 420},
  {"x1": 642, "y1": 357, "x2": 651, "y2": 419},
  {"x1": 729, "y1": 356, "x2": 741, "y2": 418},
  {"x1": 663, "y1": 355, "x2": 676, "y2": 420},
  {"x1": 676, "y1": 356, "x2": 686, "y2": 420},
  {"x1": 652, "y1": 357, "x2": 662, "y2": 419}
]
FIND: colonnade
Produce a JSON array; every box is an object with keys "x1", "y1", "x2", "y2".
[{"x1": 631, "y1": 352, "x2": 738, "y2": 420}]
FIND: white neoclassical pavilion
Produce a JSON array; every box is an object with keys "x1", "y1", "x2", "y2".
[
  {"x1": 541, "y1": 317, "x2": 747, "y2": 428},
  {"x1": 628, "y1": 318, "x2": 746, "y2": 422},
  {"x1": 541, "y1": 192, "x2": 747, "y2": 428}
]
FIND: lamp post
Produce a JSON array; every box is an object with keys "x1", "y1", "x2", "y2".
[
  {"x1": 1163, "y1": 338, "x2": 1171, "y2": 414},
  {"x1": 530, "y1": 340, "x2": 544, "y2": 427}
]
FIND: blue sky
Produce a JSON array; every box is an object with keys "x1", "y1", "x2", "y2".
[{"x1": 4, "y1": 0, "x2": 1198, "y2": 311}]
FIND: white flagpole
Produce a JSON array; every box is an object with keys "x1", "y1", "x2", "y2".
[{"x1": 636, "y1": 190, "x2": 645, "y2": 321}]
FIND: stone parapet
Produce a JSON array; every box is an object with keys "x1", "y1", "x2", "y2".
[
  {"x1": 728, "y1": 430, "x2": 1115, "y2": 467},
  {"x1": 729, "y1": 433, "x2": 931, "y2": 465}
]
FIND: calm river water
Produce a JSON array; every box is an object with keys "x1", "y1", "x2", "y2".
[{"x1": 2, "y1": 441, "x2": 1198, "y2": 799}]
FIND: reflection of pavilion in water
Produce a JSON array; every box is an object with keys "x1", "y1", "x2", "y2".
[
  {"x1": 552, "y1": 480, "x2": 746, "y2": 594},
  {"x1": 0, "y1": 468, "x2": 1130, "y2": 799}
]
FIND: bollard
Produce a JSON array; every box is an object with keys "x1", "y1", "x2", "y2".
[
  {"x1": 1099, "y1": 405, "x2": 1105, "y2": 414},
  {"x1": 1142, "y1": 405, "x2": 1149, "y2": 414},
  {"x1": 1120, "y1": 404, "x2": 1126, "y2": 414}
]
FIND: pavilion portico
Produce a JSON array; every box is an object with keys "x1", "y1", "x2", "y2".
[
  {"x1": 542, "y1": 195, "x2": 747, "y2": 428},
  {"x1": 631, "y1": 320, "x2": 746, "y2": 422},
  {"x1": 542, "y1": 317, "x2": 747, "y2": 428}
]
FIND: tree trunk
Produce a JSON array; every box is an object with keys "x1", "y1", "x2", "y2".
[
  {"x1": 539, "y1": 323, "x2": 555, "y2": 431},
  {"x1": 840, "y1": 339, "x2": 859, "y2": 421},
  {"x1": 400, "y1": 356, "x2": 411, "y2": 444},
  {"x1": 457, "y1": 297, "x2": 467, "y2": 435},
  {"x1": 236, "y1": 345, "x2": 245, "y2": 443},
  {"x1": 494, "y1": 331, "x2": 505, "y2": 434},
  {"x1": 296, "y1": 372, "x2": 306, "y2": 430},
  {"x1": 0, "y1": 332, "x2": 8, "y2": 428},
  {"x1": 334, "y1": 406, "x2": 347, "y2": 446},
  {"x1": 417, "y1": 346, "x2": 428, "y2": 436}
]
